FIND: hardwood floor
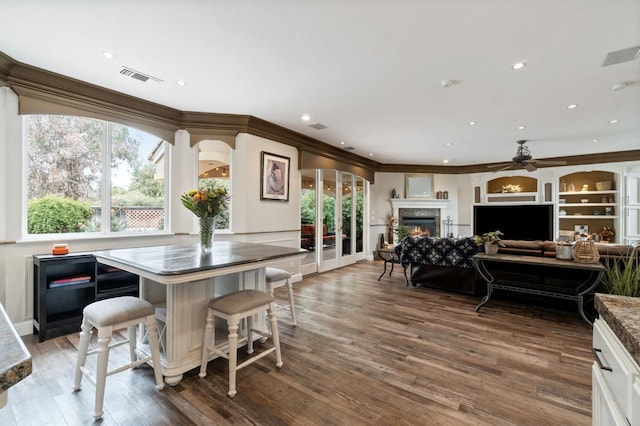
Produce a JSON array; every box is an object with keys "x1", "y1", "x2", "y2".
[{"x1": 1, "y1": 260, "x2": 594, "y2": 425}]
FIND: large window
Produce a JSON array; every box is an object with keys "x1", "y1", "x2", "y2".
[{"x1": 25, "y1": 115, "x2": 168, "y2": 237}]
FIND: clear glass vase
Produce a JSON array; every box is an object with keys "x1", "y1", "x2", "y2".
[{"x1": 199, "y1": 216, "x2": 216, "y2": 254}]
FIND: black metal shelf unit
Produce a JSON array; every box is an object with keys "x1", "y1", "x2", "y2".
[
  {"x1": 33, "y1": 253, "x2": 139, "y2": 342},
  {"x1": 33, "y1": 253, "x2": 96, "y2": 342}
]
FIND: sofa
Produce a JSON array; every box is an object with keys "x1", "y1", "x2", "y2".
[
  {"x1": 395, "y1": 236, "x2": 484, "y2": 294},
  {"x1": 300, "y1": 224, "x2": 344, "y2": 250}
]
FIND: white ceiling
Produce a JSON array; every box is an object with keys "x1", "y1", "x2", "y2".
[{"x1": 1, "y1": 0, "x2": 639, "y2": 166}]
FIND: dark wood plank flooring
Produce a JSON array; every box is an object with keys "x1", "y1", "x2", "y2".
[{"x1": 0, "y1": 260, "x2": 594, "y2": 425}]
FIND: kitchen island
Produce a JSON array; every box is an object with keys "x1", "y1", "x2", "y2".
[
  {"x1": 94, "y1": 242, "x2": 306, "y2": 385},
  {"x1": 592, "y1": 294, "x2": 640, "y2": 425}
]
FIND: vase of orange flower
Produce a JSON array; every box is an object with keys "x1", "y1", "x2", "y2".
[{"x1": 181, "y1": 184, "x2": 229, "y2": 254}]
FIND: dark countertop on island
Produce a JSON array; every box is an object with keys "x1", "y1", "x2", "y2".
[
  {"x1": 95, "y1": 241, "x2": 307, "y2": 276},
  {"x1": 595, "y1": 293, "x2": 640, "y2": 366},
  {"x1": 0, "y1": 302, "x2": 32, "y2": 394}
]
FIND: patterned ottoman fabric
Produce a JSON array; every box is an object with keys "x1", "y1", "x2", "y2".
[{"x1": 395, "y1": 236, "x2": 480, "y2": 268}]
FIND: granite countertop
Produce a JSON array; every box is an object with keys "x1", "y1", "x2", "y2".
[
  {"x1": 595, "y1": 293, "x2": 640, "y2": 366},
  {"x1": 95, "y1": 241, "x2": 307, "y2": 276},
  {"x1": 0, "y1": 302, "x2": 32, "y2": 394}
]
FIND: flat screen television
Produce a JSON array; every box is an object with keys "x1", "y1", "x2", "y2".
[{"x1": 474, "y1": 204, "x2": 553, "y2": 241}]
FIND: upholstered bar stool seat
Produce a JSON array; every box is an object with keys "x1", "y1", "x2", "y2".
[
  {"x1": 265, "y1": 267, "x2": 297, "y2": 326},
  {"x1": 199, "y1": 290, "x2": 282, "y2": 397},
  {"x1": 73, "y1": 296, "x2": 164, "y2": 420}
]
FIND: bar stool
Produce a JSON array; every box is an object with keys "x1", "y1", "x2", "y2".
[
  {"x1": 265, "y1": 267, "x2": 297, "y2": 326},
  {"x1": 199, "y1": 290, "x2": 282, "y2": 397},
  {"x1": 73, "y1": 296, "x2": 164, "y2": 420}
]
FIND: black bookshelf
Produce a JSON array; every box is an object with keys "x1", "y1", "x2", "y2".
[{"x1": 33, "y1": 253, "x2": 139, "y2": 342}]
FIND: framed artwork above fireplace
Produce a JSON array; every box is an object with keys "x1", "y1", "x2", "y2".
[{"x1": 405, "y1": 174, "x2": 434, "y2": 199}]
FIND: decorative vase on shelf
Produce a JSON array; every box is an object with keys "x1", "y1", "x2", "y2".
[
  {"x1": 485, "y1": 243, "x2": 499, "y2": 255},
  {"x1": 199, "y1": 216, "x2": 216, "y2": 254}
]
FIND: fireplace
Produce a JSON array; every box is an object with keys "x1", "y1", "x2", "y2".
[
  {"x1": 401, "y1": 216, "x2": 436, "y2": 236},
  {"x1": 390, "y1": 198, "x2": 448, "y2": 242},
  {"x1": 399, "y1": 208, "x2": 441, "y2": 237}
]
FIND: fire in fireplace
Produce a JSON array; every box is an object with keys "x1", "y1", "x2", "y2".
[{"x1": 401, "y1": 216, "x2": 436, "y2": 237}]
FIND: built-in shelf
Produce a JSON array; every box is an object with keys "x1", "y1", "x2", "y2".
[
  {"x1": 559, "y1": 215, "x2": 619, "y2": 219},
  {"x1": 486, "y1": 191, "x2": 538, "y2": 203}
]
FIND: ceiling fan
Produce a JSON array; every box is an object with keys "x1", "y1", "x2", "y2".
[{"x1": 487, "y1": 140, "x2": 567, "y2": 172}]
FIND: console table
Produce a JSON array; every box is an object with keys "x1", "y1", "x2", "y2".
[
  {"x1": 472, "y1": 253, "x2": 605, "y2": 325},
  {"x1": 94, "y1": 242, "x2": 306, "y2": 385}
]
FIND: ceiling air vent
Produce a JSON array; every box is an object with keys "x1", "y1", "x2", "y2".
[
  {"x1": 119, "y1": 66, "x2": 163, "y2": 83},
  {"x1": 308, "y1": 122, "x2": 328, "y2": 130},
  {"x1": 343, "y1": 146, "x2": 356, "y2": 151},
  {"x1": 602, "y1": 45, "x2": 640, "y2": 66}
]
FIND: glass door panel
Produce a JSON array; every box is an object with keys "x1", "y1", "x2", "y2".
[
  {"x1": 320, "y1": 170, "x2": 339, "y2": 271},
  {"x1": 341, "y1": 172, "x2": 353, "y2": 257},
  {"x1": 355, "y1": 177, "x2": 364, "y2": 254},
  {"x1": 300, "y1": 169, "x2": 317, "y2": 275}
]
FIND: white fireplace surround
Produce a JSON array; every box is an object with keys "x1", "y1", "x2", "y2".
[{"x1": 390, "y1": 198, "x2": 449, "y2": 239}]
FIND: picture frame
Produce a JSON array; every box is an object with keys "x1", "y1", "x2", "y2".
[
  {"x1": 260, "y1": 151, "x2": 290, "y2": 201},
  {"x1": 574, "y1": 225, "x2": 588, "y2": 240},
  {"x1": 405, "y1": 174, "x2": 434, "y2": 199}
]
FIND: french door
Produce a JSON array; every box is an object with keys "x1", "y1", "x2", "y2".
[{"x1": 300, "y1": 169, "x2": 366, "y2": 276}]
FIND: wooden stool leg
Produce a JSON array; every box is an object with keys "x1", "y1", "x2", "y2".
[
  {"x1": 93, "y1": 326, "x2": 113, "y2": 420},
  {"x1": 127, "y1": 325, "x2": 137, "y2": 364},
  {"x1": 247, "y1": 315, "x2": 254, "y2": 354},
  {"x1": 199, "y1": 308, "x2": 214, "y2": 378},
  {"x1": 145, "y1": 315, "x2": 165, "y2": 390},
  {"x1": 73, "y1": 317, "x2": 92, "y2": 391},
  {"x1": 267, "y1": 303, "x2": 283, "y2": 368},
  {"x1": 286, "y1": 279, "x2": 297, "y2": 326},
  {"x1": 227, "y1": 321, "x2": 239, "y2": 397}
]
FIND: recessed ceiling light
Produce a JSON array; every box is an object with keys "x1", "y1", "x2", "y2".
[
  {"x1": 301, "y1": 114, "x2": 311, "y2": 121},
  {"x1": 443, "y1": 159, "x2": 449, "y2": 164},
  {"x1": 445, "y1": 142, "x2": 452, "y2": 146},
  {"x1": 517, "y1": 125, "x2": 526, "y2": 130},
  {"x1": 369, "y1": 153, "x2": 374, "y2": 156},
  {"x1": 611, "y1": 82, "x2": 628, "y2": 91},
  {"x1": 176, "y1": 80, "x2": 187, "y2": 86},
  {"x1": 512, "y1": 62, "x2": 526, "y2": 70},
  {"x1": 567, "y1": 104, "x2": 578, "y2": 109},
  {"x1": 468, "y1": 121, "x2": 477, "y2": 125},
  {"x1": 592, "y1": 139, "x2": 599, "y2": 142},
  {"x1": 340, "y1": 141, "x2": 345, "y2": 145},
  {"x1": 609, "y1": 119, "x2": 619, "y2": 124},
  {"x1": 103, "y1": 51, "x2": 115, "y2": 60}
]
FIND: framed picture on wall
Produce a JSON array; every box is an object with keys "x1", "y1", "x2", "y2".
[
  {"x1": 405, "y1": 174, "x2": 434, "y2": 198},
  {"x1": 260, "y1": 151, "x2": 290, "y2": 201}
]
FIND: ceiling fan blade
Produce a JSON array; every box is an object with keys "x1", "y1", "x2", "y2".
[
  {"x1": 486, "y1": 162, "x2": 513, "y2": 169},
  {"x1": 491, "y1": 164, "x2": 515, "y2": 172},
  {"x1": 525, "y1": 163, "x2": 537, "y2": 172},
  {"x1": 530, "y1": 159, "x2": 567, "y2": 166}
]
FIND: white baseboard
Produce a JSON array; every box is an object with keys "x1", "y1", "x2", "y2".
[{"x1": 14, "y1": 320, "x2": 34, "y2": 337}]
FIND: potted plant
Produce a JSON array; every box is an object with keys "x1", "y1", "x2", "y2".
[
  {"x1": 601, "y1": 245, "x2": 640, "y2": 297},
  {"x1": 393, "y1": 225, "x2": 411, "y2": 244},
  {"x1": 474, "y1": 230, "x2": 504, "y2": 255}
]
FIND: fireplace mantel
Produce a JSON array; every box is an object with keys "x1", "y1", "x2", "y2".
[{"x1": 390, "y1": 198, "x2": 449, "y2": 209}]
